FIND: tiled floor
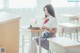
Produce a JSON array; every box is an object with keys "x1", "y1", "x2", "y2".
[{"x1": 19, "y1": 30, "x2": 80, "y2": 53}]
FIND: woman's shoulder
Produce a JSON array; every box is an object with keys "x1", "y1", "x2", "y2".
[
  {"x1": 49, "y1": 16, "x2": 56, "y2": 19},
  {"x1": 50, "y1": 16, "x2": 56, "y2": 21}
]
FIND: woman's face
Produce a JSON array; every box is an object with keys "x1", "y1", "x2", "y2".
[{"x1": 44, "y1": 7, "x2": 49, "y2": 16}]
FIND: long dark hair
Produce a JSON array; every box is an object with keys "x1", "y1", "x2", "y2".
[{"x1": 43, "y1": 4, "x2": 55, "y2": 18}]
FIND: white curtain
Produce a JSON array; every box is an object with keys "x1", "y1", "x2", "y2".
[{"x1": 0, "y1": 0, "x2": 4, "y2": 9}]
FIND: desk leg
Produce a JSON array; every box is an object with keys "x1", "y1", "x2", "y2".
[
  {"x1": 59, "y1": 33, "x2": 61, "y2": 37},
  {"x1": 70, "y1": 33, "x2": 72, "y2": 39},
  {"x1": 76, "y1": 28, "x2": 78, "y2": 41},
  {"x1": 22, "y1": 35, "x2": 24, "y2": 53},
  {"x1": 38, "y1": 32, "x2": 41, "y2": 53},
  {"x1": 65, "y1": 48, "x2": 68, "y2": 53},
  {"x1": 31, "y1": 32, "x2": 33, "y2": 53},
  {"x1": 65, "y1": 33, "x2": 66, "y2": 37},
  {"x1": 69, "y1": 18, "x2": 71, "y2": 23}
]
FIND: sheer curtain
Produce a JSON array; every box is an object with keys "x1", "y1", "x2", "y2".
[{"x1": 0, "y1": 0, "x2": 4, "y2": 9}]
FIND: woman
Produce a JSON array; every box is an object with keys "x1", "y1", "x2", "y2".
[{"x1": 29, "y1": 4, "x2": 57, "y2": 53}]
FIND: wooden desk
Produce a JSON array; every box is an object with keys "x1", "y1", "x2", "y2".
[
  {"x1": 58, "y1": 23, "x2": 80, "y2": 41},
  {"x1": 22, "y1": 26, "x2": 43, "y2": 53},
  {"x1": 61, "y1": 14, "x2": 80, "y2": 19},
  {"x1": 60, "y1": 14, "x2": 75, "y2": 17},
  {"x1": 60, "y1": 14, "x2": 79, "y2": 23},
  {"x1": 48, "y1": 37, "x2": 80, "y2": 53},
  {"x1": 0, "y1": 12, "x2": 20, "y2": 53},
  {"x1": 27, "y1": 28, "x2": 43, "y2": 53}
]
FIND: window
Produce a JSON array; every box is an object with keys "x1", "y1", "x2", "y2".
[
  {"x1": 51, "y1": 0, "x2": 75, "y2": 8},
  {"x1": 68, "y1": 0, "x2": 80, "y2": 2},
  {"x1": 78, "y1": 2, "x2": 80, "y2": 7},
  {"x1": 0, "y1": 0, "x2": 4, "y2": 9},
  {"x1": 8, "y1": 0, "x2": 37, "y2": 8}
]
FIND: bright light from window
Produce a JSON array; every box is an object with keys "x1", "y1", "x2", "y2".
[
  {"x1": 51, "y1": 0, "x2": 75, "y2": 8},
  {"x1": 9, "y1": 0, "x2": 37, "y2": 8},
  {"x1": 78, "y1": 2, "x2": 80, "y2": 7},
  {"x1": 0, "y1": 0, "x2": 4, "y2": 9},
  {"x1": 68, "y1": 0, "x2": 80, "y2": 2}
]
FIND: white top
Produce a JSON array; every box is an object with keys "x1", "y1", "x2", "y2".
[{"x1": 43, "y1": 15, "x2": 57, "y2": 29}]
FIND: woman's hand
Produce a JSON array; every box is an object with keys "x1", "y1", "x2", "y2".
[
  {"x1": 42, "y1": 26, "x2": 57, "y2": 34},
  {"x1": 42, "y1": 26, "x2": 48, "y2": 30}
]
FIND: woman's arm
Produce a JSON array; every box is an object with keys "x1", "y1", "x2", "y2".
[
  {"x1": 42, "y1": 26, "x2": 57, "y2": 34},
  {"x1": 47, "y1": 28, "x2": 57, "y2": 34}
]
